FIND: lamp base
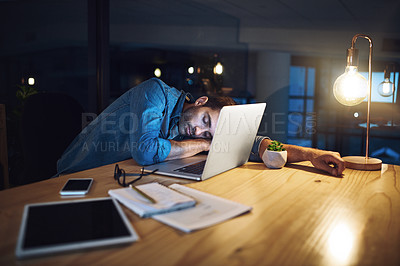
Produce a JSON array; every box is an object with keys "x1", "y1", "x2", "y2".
[{"x1": 343, "y1": 156, "x2": 382, "y2": 171}]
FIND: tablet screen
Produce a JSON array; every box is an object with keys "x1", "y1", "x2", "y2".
[{"x1": 16, "y1": 198, "x2": 138, "y2": 259}]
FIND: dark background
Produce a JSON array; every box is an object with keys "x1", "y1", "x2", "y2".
[{"x1": 1, "y1": 0, "x2": 399, "y2": 187}]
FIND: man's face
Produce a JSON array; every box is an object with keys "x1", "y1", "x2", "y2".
[{"x1": 178, "y1": 106, "x2": 220, "y2": 139}]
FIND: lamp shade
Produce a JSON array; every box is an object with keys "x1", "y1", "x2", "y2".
[{"x1": 333, "y1": 66, "x2": 367, "y2": 106}]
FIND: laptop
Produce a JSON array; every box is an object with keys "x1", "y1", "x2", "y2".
[
  {"x1": 15, "y1": 197, "x2": 138, "y2": 259},
  {"x1": 144, "y1": 103, "x2": 266, "y2": 181}
]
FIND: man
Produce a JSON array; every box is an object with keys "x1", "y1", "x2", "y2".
[{"x1": 57, "y1": 78, "x2": 344, "y2": 176}]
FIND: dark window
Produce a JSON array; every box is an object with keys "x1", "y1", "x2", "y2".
[{"x1": 287, "y1": 66, "x2": 315, "y2": 147}]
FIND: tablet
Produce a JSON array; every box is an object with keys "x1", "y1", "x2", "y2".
[{"x1": 15, "y1": 197, "x2": 139, "y2": 259}]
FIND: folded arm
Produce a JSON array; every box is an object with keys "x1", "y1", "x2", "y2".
[{"x1": 166, "y1": 139, "x2": 211, "y2": 161}]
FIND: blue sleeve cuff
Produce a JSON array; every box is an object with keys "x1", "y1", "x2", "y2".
[
  {"x1": 132, "y1": 138, "x2": 171, "y2": 166},
  {"x1": 249, "y1": 135, "x2": 270, "y2": 162},
  {"x1": 156, "y1": 138, "x2": 172, "y2": 163}
]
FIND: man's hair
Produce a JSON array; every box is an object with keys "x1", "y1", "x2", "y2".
[{"x1": 203, "y1": 96, "x2": 237, "y2": 110}]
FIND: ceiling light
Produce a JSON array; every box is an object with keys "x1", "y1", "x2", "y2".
[{"x1": 154, "y1": 68, "x2": 161, "y2": 78}]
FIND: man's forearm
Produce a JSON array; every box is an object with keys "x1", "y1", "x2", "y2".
[
  {"x1": 258, "y1": 138, "x2": 345, "y2": 176},
  {"x1": 258, "y1": 138, "x2": 313, "y2": 162},
  {"x1": 166, "y1": 139, "x2": 211, "y2": 161}
]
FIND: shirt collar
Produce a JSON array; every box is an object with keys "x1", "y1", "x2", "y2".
[
  {"x1": 168, "y1": 91, "x2": 192, "y2": 140},
  {"x1": 171, "y1": 91, "x2": 193, "y2": 120}
]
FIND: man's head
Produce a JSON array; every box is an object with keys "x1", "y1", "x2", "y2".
[{"x1": 178, "y1": 96, "x2": 236, "y2": 139}]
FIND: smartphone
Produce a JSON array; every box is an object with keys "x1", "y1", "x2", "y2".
[{"x1": 59, "y1": 178, "x2": 93, "y2": 196}]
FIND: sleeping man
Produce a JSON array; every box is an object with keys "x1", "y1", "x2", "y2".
[{"x1": 57, "y1": 78, "x2": 344, "y2": 177}]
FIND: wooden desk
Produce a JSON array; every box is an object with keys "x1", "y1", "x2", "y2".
[{"x1": 1, "y1": 160, "x2": 399, "y2": 265}]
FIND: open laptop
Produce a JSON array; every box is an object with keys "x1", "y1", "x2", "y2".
[{"x1": 144, "y1": 103, "x2": 266, "y2": 181}]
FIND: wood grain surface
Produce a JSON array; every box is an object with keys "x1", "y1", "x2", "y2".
[{"x1": 0, "y1": 159, "x2": 399, "y2": 265}]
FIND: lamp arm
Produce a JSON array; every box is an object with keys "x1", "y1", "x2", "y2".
[{"x1": 350, "y1": 34, "x2": 373, "y2": 159}]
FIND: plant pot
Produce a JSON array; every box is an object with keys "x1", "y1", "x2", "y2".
[{"x1": 262, "y1": 150, "x2": 287, "y2": 169}]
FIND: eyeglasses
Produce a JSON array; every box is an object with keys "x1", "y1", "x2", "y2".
[{"x1": 114, "y1": 164, "x2": 158, "y2": 187}]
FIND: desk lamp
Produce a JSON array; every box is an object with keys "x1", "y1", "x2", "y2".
[{"x1": 333, "y1": 34, "x2": 382, "y2": 170}]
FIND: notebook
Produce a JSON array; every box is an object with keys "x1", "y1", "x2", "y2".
[
  {"x1": 108, "y1": 182, "x2": 196, "y2": 217},
  {"x1": 15, "y1": 198, "x2": 138, "y2": 259},
  {"x1": 144, "y1": 103, "x2": 266, "y2": 181}
]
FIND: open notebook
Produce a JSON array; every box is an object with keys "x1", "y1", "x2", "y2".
[{"x1": 108, "y1": 182, "x2": 196, "y2": 217}]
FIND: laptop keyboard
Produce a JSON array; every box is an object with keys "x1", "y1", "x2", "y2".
[{"x1": 174, "y1": 160, "x2": 206, "y2": 175}]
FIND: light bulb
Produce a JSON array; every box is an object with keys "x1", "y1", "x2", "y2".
[
  {"x1": 28, "y1": 77, "x2": 35, "y2": 85},
  {"x1": 333, "y1": 66, "x2": 367, "y2": 106},
  {"x1": 377, "y1": 78, "x2": 394, "y2": 97},
  {"x1": 213, "y1": 62, "x2": 223, "y2": 75},
  {"x1": 154, "y1": 68, "x2": 161, "y2": 78}
]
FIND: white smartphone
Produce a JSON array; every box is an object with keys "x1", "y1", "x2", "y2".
[{"x1": 59, "y1": 178, "x2": 93, "y2": 196}]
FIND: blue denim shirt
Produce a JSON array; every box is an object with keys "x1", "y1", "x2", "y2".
[{"x1": 57, "y1": 78, "x2": 266, "y2": 175}]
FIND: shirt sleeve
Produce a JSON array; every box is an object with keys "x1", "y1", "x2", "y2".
[
  {"x1": 129, "y1": 78, "x2": 172, "y2": 165},
  {"x1": 249, "y1": 135, "x2": 270, "y2": 162}
]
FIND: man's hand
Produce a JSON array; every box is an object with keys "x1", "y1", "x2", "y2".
[
  {"x1": 259, "y1": 139, "x2": 345, "y2": 176},
  {"x1": 307, "y1": 150, "x2": 345, "y2": 177}
]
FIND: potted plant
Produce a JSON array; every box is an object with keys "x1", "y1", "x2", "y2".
[{"x1": 262, "y1": 140, "x2": 287, "y2": 169}]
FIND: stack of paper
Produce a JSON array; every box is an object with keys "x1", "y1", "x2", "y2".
[
  {"x1": 153, "y1": 184, "x2": 252, "y2": 233},
  {"x1": 108, "y1": 183, "x2": 196, "y2": 218},
  {"x1": 110, "y1": 183, "x2": 252, "y2": 233}
]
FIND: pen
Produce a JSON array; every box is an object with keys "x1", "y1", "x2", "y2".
[{"x1": 129, "y1": 185, "x2": 157, "y2": 204}]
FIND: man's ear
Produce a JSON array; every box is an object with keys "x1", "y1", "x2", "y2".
[{"x1": 194, "y1": 96, "x2": 208, "y2": 106}]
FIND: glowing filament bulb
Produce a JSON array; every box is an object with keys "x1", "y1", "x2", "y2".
[{"x1": 333, "y1": 66, "x2": 367, "y2": 106}]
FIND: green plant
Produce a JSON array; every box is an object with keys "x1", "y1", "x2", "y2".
[
  {"x1": 16, "y1": 85, "x2": 38, "y2": 103},
  {"x1": 13, "y1": 85, "x2": 38, "y2": 118},
  {"x1": 267, "y1": 140, "x2": 286, "y2": 152}
]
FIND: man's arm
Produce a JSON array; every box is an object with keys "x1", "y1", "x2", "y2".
[
  {"x1": 259, "y1": 138, "x2": 345, "y2": 176},
  {"x1": 166, "y1": 139, "x2": 211, "y2": 161}
]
